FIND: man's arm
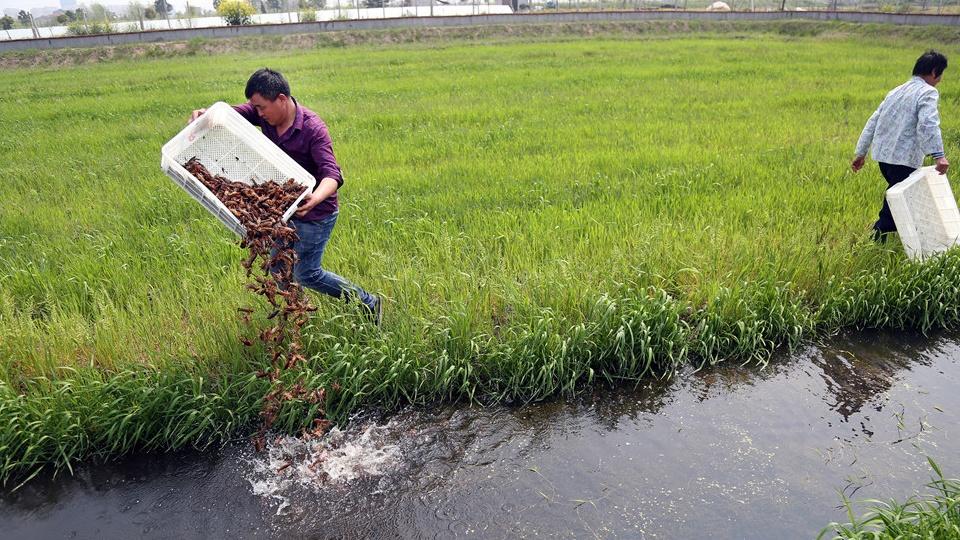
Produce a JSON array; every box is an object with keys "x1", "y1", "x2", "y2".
[
  {"x1": 308, "y1": 122, "x2": 344, "y2": 189},
  {"x1": 852, "y1": 106, "x2": 881, "y2": 172},
  {"x1": 917, "y1": 89, "x2": 949, "y2": 174},
  {"x1": 232, "y1": 102, "x2": 260, "y2": 126},
  {"x1": 187, "y1": 103, "x2": 259, "y2": 125},
  {"x1": 295, "y1": 123, "x2": 344, "y2": 217}
]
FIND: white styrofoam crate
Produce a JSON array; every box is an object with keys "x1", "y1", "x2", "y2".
[
  {"x1": 886, "y1": 165, "x2": 960, "y2": 260},
  {"x1": 160, "y1": 101, "x2": 316, "y2": 238}
]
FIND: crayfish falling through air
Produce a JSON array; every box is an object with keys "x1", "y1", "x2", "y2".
[{"x1": 184, "y1": 157, "x2": 333, "y2": 451}]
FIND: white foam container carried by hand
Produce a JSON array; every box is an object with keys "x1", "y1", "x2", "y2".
[
  {"x1": 886, "y1": 165, "x2": 960, "y2": 261},
  {"x1": 160, "y1": 101, "x2": 316, "y2": 238}
]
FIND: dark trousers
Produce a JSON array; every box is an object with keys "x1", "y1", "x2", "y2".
[{"x1": 873, "y1": 162, "x2": 917, "y2": 241}]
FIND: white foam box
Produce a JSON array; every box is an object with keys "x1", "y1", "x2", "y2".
[
  {"x1": 886, "y1": 165, "x2": 960, "y2": 261},
  {"x1": 160, "y1": 101, "x2": 316, "y2": 238}
]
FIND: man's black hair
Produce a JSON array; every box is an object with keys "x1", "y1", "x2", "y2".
[
  {"x1": 913, "y1": 50, "x2": 948, "y2": 78},
  {"x1": 245, "y1": 68, "x2": 291, "y2": 101}
]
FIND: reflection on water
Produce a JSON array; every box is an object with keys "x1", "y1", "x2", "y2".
[
  {"x1": 812, "y1": 336, "x2": 931, "y2": 423},
  {"x1": 1, "y1": 331, "x2": 958, "y2": 538}
]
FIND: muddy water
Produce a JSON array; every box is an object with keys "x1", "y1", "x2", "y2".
[{"x1": 2, "y1": 331, "x2": 959, "y2": 538}]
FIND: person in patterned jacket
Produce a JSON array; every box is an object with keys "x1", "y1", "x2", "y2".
[{"x1": 852, "y1": 50, "x2": 949, "y2": 242}]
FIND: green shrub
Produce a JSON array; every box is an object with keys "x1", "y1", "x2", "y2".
[
  {"x1": 65, "y1": 20, "x2": 116, "y2": 35},
  {"x1": 217, "y1": 0, "x2": 256, "y2": 25}
]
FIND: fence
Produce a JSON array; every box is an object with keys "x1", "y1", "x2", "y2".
[{"x1": 2, "y1": 9, "x2": 960, "y2": 52}]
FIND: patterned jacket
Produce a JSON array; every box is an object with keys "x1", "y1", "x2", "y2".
[{"x1": 855, "y1": 76, "x2": 945, "y2": 169}]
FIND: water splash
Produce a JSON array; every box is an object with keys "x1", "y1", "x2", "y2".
[{"x1": 244, "y1": 418, "x2": 404, "y2": 514}]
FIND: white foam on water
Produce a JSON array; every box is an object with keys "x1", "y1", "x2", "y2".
[{"x1": 244, "y1": 419, "x2": 404, "y2": 512}]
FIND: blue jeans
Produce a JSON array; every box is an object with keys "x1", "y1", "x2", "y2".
[{"x1": 288, "y1": 213, "x2": 375, "y2": 308}]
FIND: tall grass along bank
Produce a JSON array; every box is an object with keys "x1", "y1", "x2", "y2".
[
  {"x1": 820, "y1": 459, "x2": 960, "y2": 539},
  {"x1": 3, "y1": 29, "x2": 960, "y2": 485}
]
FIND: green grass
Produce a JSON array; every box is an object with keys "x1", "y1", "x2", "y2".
[
  {"x1": 4, "y1": 22, "x2": 960, "y2": 485},
  {"x1": 820, "y1": 459, "x2": 960, "y2": 539}
]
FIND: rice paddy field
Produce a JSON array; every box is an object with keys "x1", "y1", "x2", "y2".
[{"x1": 4, "y1": 20, "x2": 960, "y2": 488}]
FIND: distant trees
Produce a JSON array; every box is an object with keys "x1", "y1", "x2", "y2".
[
  {"x1": 0, "y1": 15, "x2": 13, "y2": 30},
  {"x1": 55, "y1": 10, "x2": 80, "y2": 24},
  {"x1": 64, "y1": 5, "x2": 117, "y2": 36},
  {"x1": 17, "y1": 10, "x2": 31, "y2": 26},
  {"x1": 127, "y1": 2, "x2": 145, "y2": 30},
  {"x1": 89, "y1": 3, "x2": 116, "y2": 21},
  {"x1": 298, "y1": 0, "x2": 317, "y2": 20},
  {"x1": 154, "y1": 0, "x2": 174, "y2": 14}
]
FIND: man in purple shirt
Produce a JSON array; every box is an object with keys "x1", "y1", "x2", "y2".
[{"x1": 190, "y1": 68, "x2": 381, "y2": 324}]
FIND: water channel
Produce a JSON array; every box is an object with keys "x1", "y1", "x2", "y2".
[{"x1": 2, "y1": 330, "x2": 958, "y2": 538}]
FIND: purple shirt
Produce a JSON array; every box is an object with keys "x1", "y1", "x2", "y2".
[{"x1": 233, "y1": 99, "x2": 342, "y2": 221}]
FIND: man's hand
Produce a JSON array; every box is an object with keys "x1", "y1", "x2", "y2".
[
  {"x1": 188, "y1": 108, "x2": 207, "y2": 124},
  {"x1": 295, "y1": 190, "x2": 325, "y2": 218},
  {"x1": 851, "y1": 155, "x2": 866, "y2": 172},
  {"x1": 936, "y1": 156, "x2": 950, "y2": 175}
]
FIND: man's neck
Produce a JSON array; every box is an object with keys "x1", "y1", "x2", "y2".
[
  {"x1": 277, "y1": 99, "x2": 297, "y2": 136},
  {"x1": 920, "y1": 74, "x2": 940, "y2": 87}
]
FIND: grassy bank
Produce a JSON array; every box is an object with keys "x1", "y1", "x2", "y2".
[{"x1": 3, "y1": 28, "x2": 960, "y2": 485}]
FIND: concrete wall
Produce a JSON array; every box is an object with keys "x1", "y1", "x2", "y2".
[{"x1": 3, "y1": 10, "x2": 960, "y2": 52}]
